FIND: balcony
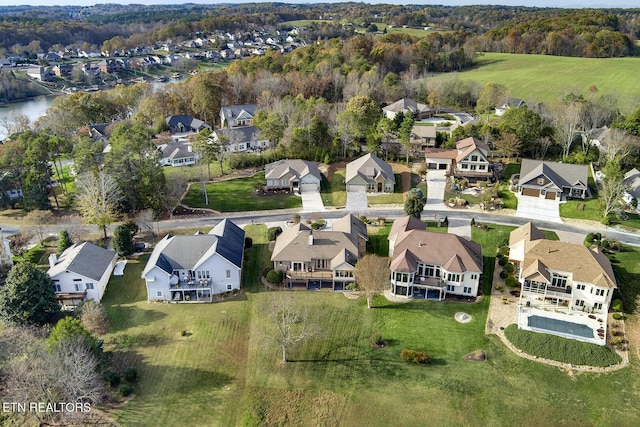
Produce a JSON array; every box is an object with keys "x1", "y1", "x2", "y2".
[
  {"x1": 169, "y1": 278, "x2": 211, "y2": 290},
  {"x1": 413, "y1": 276, "x2": 446, "y2": 288},
  {"x1": 287, "y1": 269, "x2": 335, "y2": 279}
]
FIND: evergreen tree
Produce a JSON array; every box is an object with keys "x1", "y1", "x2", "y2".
[
  {"x1": 57, "y1": 230, "x2": 73, "y2": 255},
  {"x1": 113, "y1": 225, "x2": 135, "y2": 257},
  {"x1": 0, "y1": 262, "x2": 59, "y2": 325}
]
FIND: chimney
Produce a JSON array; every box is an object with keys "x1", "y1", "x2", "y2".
[
  {"x1": 187, "y1": 144, "x2": 192, "y2": 152},
  {"x1": 48, "y1": 253, "x2": 58, "y2": 268},
  {"x1": 308, "y1": 230, "x2": 313, "y2": 246}
]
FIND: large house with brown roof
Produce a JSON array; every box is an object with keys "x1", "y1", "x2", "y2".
[
  {"x1": 388, "y1": 216, "x2": 483, "y2": 300},
  {"x1": 509, "y1": 222, "x2": 616, "y2": 345},
  {"x1": 271, "y1": 214, "x2": 368, "y2": 291},
  {"x1": 425, "y1": 137, "x2": 492, "y2": 181}
]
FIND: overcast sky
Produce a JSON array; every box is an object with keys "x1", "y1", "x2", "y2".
[{"x1": 0, "y1": 1, "x2": 638, "y2": 8}]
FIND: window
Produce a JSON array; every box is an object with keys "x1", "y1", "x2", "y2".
[
  {"x1": 576, "y1": 284, "x2": 585, "y2": 290},
  {"x1": 226, "y1": 270, "x2": 231, "y2": 279},
  {"x1": 470, "y1": 165, "x2": 477, "y2": 171},
  {"x1": 470, "y1": 274, "x2": 477, "y2": 280},
  {"x1": 461, "y1": 164, "x2": 468, "y2": 169},
  {"x1": 447, "y1": 285, "x2": 454, "y2": 291},
  {"x1": 368, "y1": 183, "x2": 375, "y2": 190},
  {"x1": 471, "y1": 155, "x2": 478, "y2": 161},
  {"x1": 86, "y1": 283, "x2": 94, "y2": 290},
  {"x1": 595, "y1": 288, "x2": 605, "y2": 296},
  {"x1": 463, "y1": 287, "x2": 471, "y2": 294},
  {"x1": 575, "y1": 299, "x2": 584, "y2": 306},
  {"x1": 53, "y1": 283, "x2": 61, "y2": 292},
  {"x1": 156, "y1": 291, "x2": 163, "y2": 297},
  {"x1": 479, "y1": 165, "x2": 486, "y2": 170},
  {"x1": 537, "y1": 178, "x2": 545, "y2": 185},
  {"x1": 227, "y1": 284, "x2": 232, "y2": 290},
  {"x1": 74, "y1": 283, "x2": 83, "y2": 292},
  {"x1": 594, "y1": 302, "x2": 603, "y2": 310},
  {"x1": 551, "y1": 274, "x2": 568, "y2": 288},
  {"x1": 447, "y1": 273, "x2": 461, "y2": 283}
]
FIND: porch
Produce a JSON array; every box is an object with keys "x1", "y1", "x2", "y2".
[
  {"x1": 391, "y1": 277, "x2": 447, "y2": 300},
  {"x1": 56, "y1": 291, "x2": 87, "y2": 311},
  {"x1": 286, "y1": 270, "x2": 352, "y2": 291}
]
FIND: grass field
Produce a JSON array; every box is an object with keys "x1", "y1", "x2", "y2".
[
  {"x1": 100, "y1": 222, "x2": 640, "y2": 426},
  {"x1": 450, "y1": 53, "x2": 640, "y2": 111},
  {"x1": 321, "y1": 170, "x2": 346, "y2": 207},
  {"x1": 182, "y1": 173, "x2": 301, "y2": 211}
]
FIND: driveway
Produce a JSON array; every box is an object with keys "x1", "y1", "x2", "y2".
[
  {"x1": 514, "y1": 193, "x2": 562, "y2": 223},
  {"x1": 301, "y1": 191, "x2": 326, "y2": 213},
  {"x1": 346, "y1": 190, "x2": 368, "y2": 212},
  {"x1": 447, "y1": 217, "x2": 471, "y2": 240},
  {"x1": 424, "y1": 169, "x2": 447, "y2": 210}
]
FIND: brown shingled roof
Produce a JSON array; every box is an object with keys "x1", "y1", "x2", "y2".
[{"x1": 509, "y1": 222, "x2": 546, "y2": 246}]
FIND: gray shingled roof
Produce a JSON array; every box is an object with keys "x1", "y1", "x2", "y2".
[
  {"x1": 345, "y1": 153, "x2": 395, "y2": 184},
  {"x1": 47, "y1": 242, "x2": 116, "y2": 282},
  {"x1": 158, "y1": 142, "x2": 195, "y2": 160},
  {"x1": 264, "y1": 159, "x2": 321, "y2": 182},
  {"x1": 519, "y1": 159, "x2": 589, "y2": 190},
  {"x1": 220, "y1": 104, "x2": 258, "y2": 122},
  {"x1": 215, "y1": 125, "x2": 261, "y2": 142}
]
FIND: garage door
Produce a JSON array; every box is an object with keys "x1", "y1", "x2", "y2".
[
  {"x1": 522, "y1": 188, "x2": 540, "y2": 197},
  {"x1": 348, "y1": 184, "x2": 366, "y2": 192},
  {"x1": 428, "y1": 162, "x2": 437, "y2": 170},
  {"x1": 438, "y1": 163, "x2": 447, "y2": 170},
  {"x1": 300, "y1": 182, "x2": 318, "y2": 193},
  {"x1": 545, "y1": 192, "x2": 557, "y2": 200}
]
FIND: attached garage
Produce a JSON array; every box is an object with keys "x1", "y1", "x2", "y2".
[
  {"x1": 347, "y1": 184, "x2": 366, "y2": 193},
  {"x1": 300, "y1": 182, "x2": 319, "y2": 193},
  {"x1": 522, "y1": 188, "x2": 540, "y2": 197},
  {"x1": 545, "y1": 192, "x2": 557, "y2": 200}
]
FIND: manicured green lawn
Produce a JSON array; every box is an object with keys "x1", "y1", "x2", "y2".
[
  {"x1": 560, "y1": 197, "x2": 602, "y2": 221},
  {"x1": 368, "y1": 174, "x2": 404, "y2": 205},
  {"x1": 100, "y1": 222, "x2": 640, "y2": 427},
  {"x1": 608, "y1": 244, "x2": 640, "y2": 313},
  {"x1": 321, "y1": 170, "x2": 346, "y2": 207},
  {"x1": 182, "y1": 173, "x2": 301, "y2": 211},
  {"x1": 499, "y1": 162, "x2": 521, "y2": 209},
  {"x1": 451, "y1": 53, "x2": 640, "y2": 111}
]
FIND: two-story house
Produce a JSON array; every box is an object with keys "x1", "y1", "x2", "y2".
[
  {"x1": 219, "y1": 104, "x2": 259, "y2": 128},
  {"x1": 141, "y1": 219, "x2": 245, "y2": 303},
  {"x1": 509, "y1": 222, "x2": 617, "y2": 345},
  {"x1": 271, "y1": 214, "x2": 368, "y2": 291},
  {"x1": 47, "y1": 242, "x2": 118, "y2": 311},
  {"x1": 388, "y1": 216, "x2": 483, "y2": 300},
  {"x1": 425, "y1": 137, "x2": 492, "y2": 181}
]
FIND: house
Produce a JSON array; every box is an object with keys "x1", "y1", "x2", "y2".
[
  {"x1": 388, "y1": 216, "x2": 483, "y2": 300},
  {"x1": 508, "y1": 222, "x2": 616, "y2": 345},
  {"x1": 345, "y1": 153, "x2": 395, "y2": 193},
  {"x1": 47, "y1": 242, "x2": 118, "y2": 311},
  {"x1": 52, "y1": 63, "x2": 73, "y2": 77},
  {"x1": 271, "y1": 214, "x2": 368, "y2": 290},
  {"x1": 219, "y1": 104, "x2": 259, "y2": 128},
  {"x1": 26, "y1": 66, "x2": 50, "y2": 81},
  {"x1": 98, "y1": 58, "x2": 126, "y2": 74},
  {"x1": 495, "y1": 98, "x2": 525, "y2": 116},
  {"x1": 425, "y1": 137, "x2": 492, "y2": 180},
  {"x1": 411, "y1": 125, "x2": 437, "y2": 151},
  {"x1": 157, "y1": 141, "x2": 197, "y2": 167},
  {"x1": 264, "y1": 159, "x2": 321, "y2": 193},
  {"x1": 166, "y1": 115, "x2": 212, "y2": 135},
  {"x1": 141, "y1": 219, "x2": 245, "y2": 303},
  {"x1": 213, "y1": 126, "x2": 268, "y2": 153},
  {"x1": 624, "y1": 168, "x2": 640, "y2": 210},
  {"x1": 516, "y1": 159, "x2": 590, "y2": 200},
  {"x1": 383, "y1": 98, "x2": 433, "y2": 121}
]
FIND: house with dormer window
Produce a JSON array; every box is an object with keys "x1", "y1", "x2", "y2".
[
  {"x1": 388, "y1": 216, "x2": 483, "y2": 300},
  {"x1": 219, "y1": 104, "x2": 259, "y2": 128},
  {"x1": 516, "y1": 159, "x2": 590, "y2": 200},
  {"x1": 509, "y1": 222, "x2": 616, "y2": 345}
]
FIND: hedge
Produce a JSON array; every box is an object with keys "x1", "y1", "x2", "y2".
[
  {"x1": 266, "y1": 269, "x2": 283, "y2": 284},
  {"x1": 267, "y1": 226, "x2": 283, "y2": 241}
]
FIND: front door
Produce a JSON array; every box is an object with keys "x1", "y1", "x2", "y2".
[{"x1": 378, "y1": 182, "x2": 382, "y2": 192}]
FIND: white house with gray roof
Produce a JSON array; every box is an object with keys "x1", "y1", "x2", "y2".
[
  {"x1": 516, "y1": 159, "x2": 590, "y2": 200},
  {"x1": 264, "y1": 159, "x2": 321, "y2": 193},
  {"x1": 47, "y1": 242, "x2": 118, "y2": 311},
  {"x1": 220, "y1": 104, "x2": 259, "y2": 128},
  {"x1": 213, "y1": 125, "x2": 268, "y2": 153},
  {"x1": 141, "y1": 219, "x2": 244, "y2": 303},
  {"x1": 157, "y1": 141, "x2": 198, "y2": 167},
  {"x1": 345, "y1": 153, "x2": 395, "y2": 193}
]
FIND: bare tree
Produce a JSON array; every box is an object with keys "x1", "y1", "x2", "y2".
[
  {"x1": 135, "y1": 209, "x2": 156, "y2": 236},
  {"x1": 551, "y1": 100, "x2": 583, "y2": 160},
  {"x1": 258, "y1": 292, "x2": 316, "y2": 363},
  {"x1": 496, "y1": 132, "x2": 523, "y2": 161},
  {"x1": 59, "y1": 214, "x2": 86, "y2": 243},
  {"x1": 600, "y1": 128, "x2": 640, "y2": 164},
  {"x1": 75, "y1": 171, "x2": 123, "y2": 239},
  {"x1": 600, "y1": 160, "x2": 628, "y2": 219},
  {"x1": 23, "y1": 210, "x2": 54, "y2": 245},
  {"x1": 0, "y1": 111, "x2": 31, "y2": 136},
  {"x1": 79, "y1": 300, "x2": 110, "y2": 335},
  {"x1": 52, "y1": 336, "x2": 105, "y2": 404},
  {"x1": 354, "y1": 254, "x2": 390, "y2": 309}
]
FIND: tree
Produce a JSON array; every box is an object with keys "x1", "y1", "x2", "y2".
[
  {"x1": 79, "y1": 300, "x2": 110, "y2": 335},
  {"x1": 23, "y1": 209, "x2": 54, "y2": 245},
  {"x1": 113, "y1": 224, "x2": 135, "y2": 257},
  {"x1": 74, "y1": 171, "x2": 123, "y2": 239},
  {"x1": 354, "y1": 254, "x2": 390, "y2": 309},
  {"x1": 398, "y1": 113, "x2": 415, "y2": 163},
  {"x1": 496, "y1": 133, "x2": 522, "y2": 161},
  {"x1": 600, "y1": 160, "x2": 628, "y2": 219},
  {"x1": 47, "y1": 317, "x2": 101, "y2": 355},
  {"x1": 258, "y1": 292, "x2": 316, "y2": 363},
  {"x1": 551, "y1": 100, "x2": 584, "y2": 160},
  {"x1": 376, "y1": 117, "x2": 398, "y2": 161},
  {"x1": 476, "y1": 82, "x2": 509, "y2": 119},
  {"x1": 57, "y1": 230, "x2": 73, "y2": 255},
  {"x1": 0, "y1": 262, "x2": 59, "y2": 325},
  {"x1": 404, "y1": 188, "x2": 426, "y2": 219}
]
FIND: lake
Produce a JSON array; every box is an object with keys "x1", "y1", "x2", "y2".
[{"x1": 0, "y1": 95, "x2": 56, "y2": 140}]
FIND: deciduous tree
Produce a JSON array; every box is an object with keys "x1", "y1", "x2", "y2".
[
  {"x1": 600, "y1": 160, "x2": 628, "y2": 219},
  {"x1": 74, "y1": 171, "x2": 122, "y2": 239},
  {"x1": 354, "y1": 254, "x2": 390, "y2": 308}
]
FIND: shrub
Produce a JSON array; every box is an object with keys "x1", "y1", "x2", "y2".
[
  {"x1": 400, "y1": 349, "x2": 430, "y2": 364},
  {"x1": 370, "y1": 332, "x2": 383, "y2": 345},
  {"x1": 359, "y1": 215, "x2": 368, "y2": 223},
  {"x1": 119, "y1": 384, "x2": 133, "y2": 397},
  {"x1": 470, "y1": 218, "x2": 476, "y2": 226},
  {"x1": 79, "y1": 300, "x2": 110, "y2": 335},
  {"x1": 584, "y1": 233, "x2": 595, "y2": 246},
  {"x1": 503, "y1": 263, "x2": 515, "y2": 274},
  {"x1": 124, "y1": 368, "x2": 138, "y2": 383},
  {"x1": 499, "y1": 270, "x2": 509, "y2": 279},
  {"x1": 267, "y1": 226, "x2": 283, "y2": 241},
  {"x1": 611, "y1": 299, "x2": 623, "y2": 312},
  {"x1": 291, "y1": 214, "x2": 301, "y2": 224},
  {"x1": 105, "y1": 371, "x2": 121, "y2": 387},
  {"x1": 311, "y1": 220, "x2": 325, "y2": 230},
  {"x1": 613, "y1": 313, "x2": 624, "y2": 320},
  {"x1": 266, "y1": 269, "x2": 283, "y2": 284},
  {"x1": 498, "y1": 246, "x2": 510, "y2": 257},
  {"x1": 505, "y1": 276, "x2": 519, "y2": 287},
  {"x1": 244, "y1": 237, "x2": 253, "y2": 249},
  {"x1": 180, "y1": 330, "x2": 187, "y2": 337},
  {"x1": 498, "y1": 257, "x2": 508, "y2": 266}
]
